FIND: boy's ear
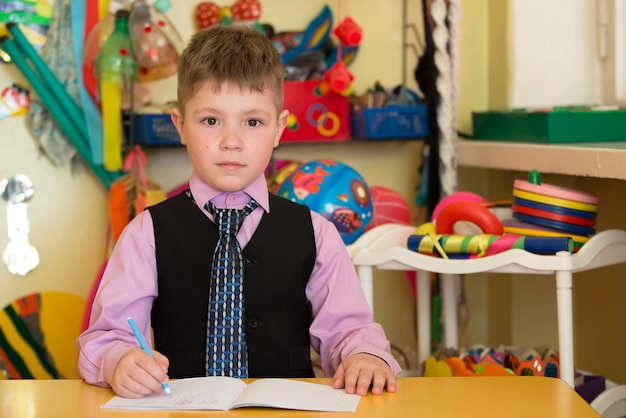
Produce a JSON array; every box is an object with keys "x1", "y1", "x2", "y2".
[
  {"x1": 170, "y1": 108, "x2": 186, "y2": 145},
  {"x1": 274, "y1": 109, "x2": 289, "y2": 147}
]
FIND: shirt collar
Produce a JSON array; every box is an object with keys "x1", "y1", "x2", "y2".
[{"x1": 188, "y1": 171, "x2": 270, "y2": 212}]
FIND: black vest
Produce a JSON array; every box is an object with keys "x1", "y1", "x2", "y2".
[{"x1": 148, "y1": 192, "x2": 316, "y2": 378}]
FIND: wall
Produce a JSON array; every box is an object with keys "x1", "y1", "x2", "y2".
[
  {"x1": 0, "y1": 0, "x2": 427, "y2": 373},
  {"x1": 8, "y1": 0, "x2": 619, "y2": 386},
  {"x1": 459, "y1": 0, "x2": 626, "y2": 385}
]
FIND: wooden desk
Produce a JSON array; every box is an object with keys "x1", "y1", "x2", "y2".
[{"x1": 0, "y1": 377, "x2": 600, "y2": 417}]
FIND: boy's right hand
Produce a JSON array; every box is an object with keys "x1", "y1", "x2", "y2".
[{"x1": 109, "y1": 347, "x2": 170, "y2": 398}]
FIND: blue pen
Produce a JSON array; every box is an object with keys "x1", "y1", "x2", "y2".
[{"x1": 127, "y1": 316, "x2": 172, "y2": 396}]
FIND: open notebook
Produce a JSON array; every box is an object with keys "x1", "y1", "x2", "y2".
[{"x1": 101, "y1": 376, "x2": 361, "y2": 412}]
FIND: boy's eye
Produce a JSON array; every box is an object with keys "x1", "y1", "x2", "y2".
[
  {"x1": 246, "y1": 119, "x2": 261, "y2": 127},
  {"x1": 203, "y1": 117, "x2": 218, "y2": 126}
]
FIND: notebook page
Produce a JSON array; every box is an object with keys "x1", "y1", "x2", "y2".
[
  {"x1": 231, "y1": 378, "x2": 361, "y2": 412},
  {"x1": 101, "y1": 376, "x2": 247, "y2": 410}
]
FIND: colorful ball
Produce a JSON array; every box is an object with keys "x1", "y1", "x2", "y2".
[
  {"x1": 277, "y1": 159, "x2": 373, "y2": 244},
  {"x1": 365, "y1": 186, "x2": 411, "y2": 231}
]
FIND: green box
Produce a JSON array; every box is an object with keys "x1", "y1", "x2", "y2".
[{"x1": 472, "y1": 106, "x2": 626, "y2": 143}]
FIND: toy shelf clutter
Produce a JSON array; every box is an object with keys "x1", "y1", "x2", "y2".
[{"x1": 347, "y1": 224, "x2": 626, "y2": 388}]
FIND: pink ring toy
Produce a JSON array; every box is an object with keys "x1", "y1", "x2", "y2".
[
  {"x1": 514, "y1": 180, "x2": 598, "y2": 204},
  {"x1": 432, "y1": 191, "x2": 486, "y2": 221}
]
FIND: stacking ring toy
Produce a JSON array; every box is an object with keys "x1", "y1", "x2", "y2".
[
  {"x1": 513, "y1": 213, "x2": 596, "y2": 236},
  {"x1": 514, "y1": 179, "x2": 598, "y2": 204},
  {"x1": 513, "y1": 189, "x2": 598, "y2": 213},
  {"x1": 511, "y1": 203, "x2": 597, "y2": 227},
  {"x1": 435, "y1": 201, "x2": 503, "y2": 235},
  {"x1": 512, "y1": 197, "x2": 597, "y2": 220},
  {"x1": 502, "y1": 219, "x2": 590, "y2": 246}
]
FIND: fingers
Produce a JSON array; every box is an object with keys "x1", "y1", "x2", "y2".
[
  {"x1": 152, "y1": 350, "x2": 170, "y2": 374},
  {"x1": 371, "y1": 368, "x2": 397, "y2": 395},
  {"x1": 332, "y1": 364, "x2": 346, "y2": 390},
  {"x1": 111, "y1": 348, "x2": 170, "y2": 398},
  {"x1": 333, "y1": 353, "x2": 397, "y2": 396}
]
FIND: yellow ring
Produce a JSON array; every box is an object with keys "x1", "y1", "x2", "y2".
[
  {"x1": 513, "y1": 189, "x2": 598, "y2": 213},
  {"x1": 316, "y1": 111, "x2": 340, "y2": 137}
]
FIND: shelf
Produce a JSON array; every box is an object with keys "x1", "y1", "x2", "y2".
[
  {"x1": 348, "y1": 224, "x2": 626, "y2": 388},
  {"x1": 458, "y1": 138, "x2": 626, "y2": 181},
  {"x1": 350, "y1": 226, "x2": 626, "y2": 276}
]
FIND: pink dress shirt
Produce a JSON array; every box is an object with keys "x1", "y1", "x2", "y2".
[{"x1": 77, "y1": 171, "x2": 401, "y2": 386}]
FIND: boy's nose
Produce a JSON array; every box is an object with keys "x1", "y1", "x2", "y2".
[{"x1": 220, "y1": 128, "x2": 243, "y2": 149}]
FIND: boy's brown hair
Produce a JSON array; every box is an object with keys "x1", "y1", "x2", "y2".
[{"x1": 176, "y1": 25, "x2": 285, "y2": 115}]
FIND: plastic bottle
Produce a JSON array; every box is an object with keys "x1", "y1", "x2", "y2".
[
  {"x1": 96, "y1": 9, "x2": 138, "y2": 172},
  {"x1": 83, "y1": 0, "x2": 127, "y2": 103},
  {"x1": 128, "y1": 0, "x2": 183, "y2": 83}
]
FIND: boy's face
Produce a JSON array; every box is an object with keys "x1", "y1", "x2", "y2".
[{"x1": 171, "y1": 81, "x2": 288, "y2": 193}]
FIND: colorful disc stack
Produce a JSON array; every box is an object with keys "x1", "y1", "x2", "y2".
[{"x1": 507, "y1": 178, "x2": 598, "y2": 252}]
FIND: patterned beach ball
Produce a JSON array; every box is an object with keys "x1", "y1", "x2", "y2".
[{"x1": 277, "y1": 159, "x2": 373, "y2": 244}]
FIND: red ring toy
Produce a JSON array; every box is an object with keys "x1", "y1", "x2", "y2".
[
  {"x1": 435, "y1": 201, "x2": 504, "y2": 235},
  {"x1": 431, "y1": 191, "x2": 486, "y2": 221}
]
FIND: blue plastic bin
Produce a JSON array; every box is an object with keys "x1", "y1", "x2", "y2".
[
  {"x1": 351, "y1": 105, "x2": 429, "y2": 139},
  {"x1": 131, "y1": 113, "x2": 181, "y2": 146}
]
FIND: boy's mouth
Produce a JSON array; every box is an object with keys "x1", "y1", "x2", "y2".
[{"x1": 218, "y1": 161, "x2": 244, "y2": 169}]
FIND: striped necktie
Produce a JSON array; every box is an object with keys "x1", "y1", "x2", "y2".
[{"x1": 204, "y1": 199, "x2": 258, "y2": 377}]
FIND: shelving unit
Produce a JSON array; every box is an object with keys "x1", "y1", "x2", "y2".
[
  {"x1": 348, "y1": 225, "x2": 626, "y2": 388},
  {"x1": 458, "y1": 138, "x2": 626, "y2": 181}
]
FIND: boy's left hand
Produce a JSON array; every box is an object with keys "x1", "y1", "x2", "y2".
[{"x1": 332, "y1": 353, "x2": 397, "y2": 396}]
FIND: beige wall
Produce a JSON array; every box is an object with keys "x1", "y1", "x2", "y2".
[
  {"x1": 0, "y1": 0, "x2": 423, "y2": 373},
  {"x1": 458, "y1": 0, "x2": 626, "y2": 386},
  {"x1": 2, "y1": 0, "x2": 622, "y2": 385}
]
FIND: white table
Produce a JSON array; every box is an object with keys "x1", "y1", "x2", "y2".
[{"x1": 348, "y1": 225, "x2": 626, "y2": 388}]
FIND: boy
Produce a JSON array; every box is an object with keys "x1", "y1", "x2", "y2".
[{"x1": 77, "y1": 25, "x2": 400, "y2": 399}]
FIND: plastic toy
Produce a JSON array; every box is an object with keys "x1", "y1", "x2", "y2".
[
  {"x1": 318, "y1": 12, "x2": 364, "y2": 96},
  {"x1": 511, "y1": 172, "x2": 598, "y2": 237},
  {"x1": 425, "y1": 345, "x2": 560, "y2": 378},
  {"x1": 435, "y1": 200, "x2": 504, "y2": 235},
  {"x1": 277, "y1": 159, "x2": 373, "y2": 244},
  {"x1": 0, "y1": 83, "x2": 30, "y2": 118},
  {"x1": 431, "y1": 191, "x2": 485, "y2": 221},
  {"x1": 322, "y1": 61, "x2": 354, "y2": 96},
  {"x1": 333, "y1": 16, "x2": 362, "y2": 46},
  {"x1": 96, "y1": 9, "x2": 137, "y2": 172},
  {"x1": 267, "y1": 160, "x2": 301, "y2": 194},
  {"x1": 194, "y1": 1, "x2": 221, "y2": 29},
  {"x1": 128, "y1": 0, "x2": 184, "y2": 83},
  {"x1": 0, "y1": 0, "x2": 53, "y2": 56},
  {"x1": 502, "y1": 218, "x2": 589, "y2": 252},
  {"x1": 1, "y1": 22, "x2": 119, "y2": 188},
  {"x1": 194, "y1": 0, "x2": 262, "y2": 30},
  {"x1": 365, "y1": 186, "x2": 411, "y2": 231},
  {"x1": 407, "y1": 233, "x2": 574, "y2": 258},
  {"x1": 275, "y1": 5, "x2": 333, "y2": 65}
]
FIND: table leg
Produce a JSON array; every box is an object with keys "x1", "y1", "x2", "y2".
[
  {"x1": 441, "y1": 273, "x2": 459, "y2": 349},
  {"x1": 556, "y1": 269, "x2": 575, "y2": 388},
  {"x1": 417, "y1": 270, "x2": 431, "y2": 364}
]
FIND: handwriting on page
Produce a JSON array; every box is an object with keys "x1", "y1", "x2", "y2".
[{"x1": 101, "y1": 377, "x2": 360, "y2": 412}]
